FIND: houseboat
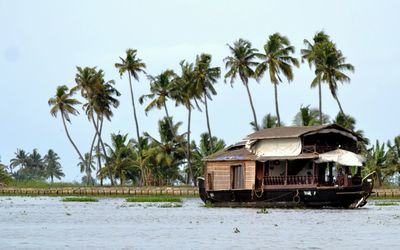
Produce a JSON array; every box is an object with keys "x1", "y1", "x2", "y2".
[{"x1": 198, "y1": 124, "x2": 377, "y2": 208}]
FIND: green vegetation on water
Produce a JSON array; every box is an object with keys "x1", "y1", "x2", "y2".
[
  {"x1": 372, "y1": 202, "x2": 399, "y2": 206},
  {"x1": 62, "y1": 197, "x2": 98, "y2": 202},
  {"x1": 126, "y1": 196, "x2": 182, "y2": 203}
]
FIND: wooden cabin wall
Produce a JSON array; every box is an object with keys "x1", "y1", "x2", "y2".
[{"x1": 205, "y1": 161, "x2": 255, "y2": 191}]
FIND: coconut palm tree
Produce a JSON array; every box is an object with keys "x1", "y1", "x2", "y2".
[
  {"x1": 115, "y1": 49, "x2": 146, "y2": 143},
  {"x1": 0, "y1": 163, "x2": 11, "y2": 185},
  {"x1": 301, "y1": 31, "x2": 330, "y2": 124},
  {"x1": 48, "y1": 85, "x2": 86, "y2": 169},
  {"x1": 78, "y1": 153, "x2": 96, "y2": 186},
  {"x1": 250, "y1": 113, "x2": 279, "y2": 131},
  {"x1": 194, "y1": 54, "x2": 221, "y2": 149},
  {"x1": 10, "y1": 149, "x2": 29, "y2": 175},
  {"x1": 333, "y1": 112, "x2": 369, "y2": 150},
  {"x1": 293, "y1": 105, "x2": 329, "y2": 126},
  {"x1": 43, "y1": 149, "x2": 64, "y2": 183},
  {"x1": 312, "y1": 41, "x2": 354, "y2": 116},
  {"x1": 174, "y1": 60, "x2": 201, "y2": 184},
  {"x1": 139, "y1": 69, "x2": 177, "y2": 131},
  {"x1": 145, "y1": 117, "x2": 186, "y2": 185},
  {"x1": 191, "y1": 133, "x2": 225, "y2": 183},
  {"x1": 365, "y1": 141, "x2": 389, "y2": 186},
  {"x1": 224, "y1": 39, "x2": 259, "y2": 130},
  {"x1": 255, "y1": 33, "x2": 300, "y2": 127},
  {"x1": 75, "y1": 66, "x2": 120, "y2": 185}
]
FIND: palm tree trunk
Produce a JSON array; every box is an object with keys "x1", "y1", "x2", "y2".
[
  {"x1": 91, "y1": 114, "x2": 114, "y2": 185},
  {"x1": 243, "y1": 80, "x2": 259, "y2": 130},
  {"x1": 61, "y1": 112, "x2": 86, "y2": 169},
  {"x1": 163, "y1": 103, "x2": 174, "y2": 135},
  {"x1": 128, "y1": 72, "x2": 141, "y2": 143},
  {"x1": 187, "y1": 105, "x2": 193, "y2": 185},
  {"x1": 204, "y1": 93, "x2": 213, "y2": 150},
  {"x1": 87, "y1": 116, "x2": 99, "y2": 185},
  {"x1": 318, "y1": 81, "x2": 322, "y2": 125},
  {"x1": 51, "y1": 175, "x2": 54, "y2": 184},
  {"x1": 334, "y1": 95, "x2": 345, "y2": 116},
  {"x1": 274, "y1": 83, "x2": 281, "y2": 127},
  {"x1": 97, "y1": 135, "x2": 103, "y2": 186}
]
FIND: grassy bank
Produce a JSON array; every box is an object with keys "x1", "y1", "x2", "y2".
[
  {"x1": 126, "y1": 196, "x2": 183, "y2": 203},
  {"x1": 62, "y1": 197, "x2": 98, "y2": 202}
]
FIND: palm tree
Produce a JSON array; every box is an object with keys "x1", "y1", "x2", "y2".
[
  {"x1": 191, "y1": 133, "x2": 225, "y2": 184},
  {"x1": 224, "y1": 39, "x2": 259, "y2": 130},
  {"x1": 78, "y1": 153, "x2": 96, "y2": 186},
  {"x1": 105, "y1": 133, "x2": 138, "y2": 186},
  {"x1": 194, "y1": 54, "x2": 221, "y2": 149},
  {"x1": 312, "y1": 41, "x2": 354, "y2": 116},
  {"x1": 43, "y1": 149, "x2": 64, "y2": 183},
  {"x1": 145, "y1": 117, "x2": 187, "y2": 185},
  {"x1": 75, "y1": 66, "x2": 120, "y2": 185},
  {"x1": 333, "y1": 112, "x2": 369, "y2": 150},
  {"x1": 301, "y1": 31, "x2": 330, "y2": 124},
  {"x1": 139, "y1": 69, "x2": 177, "y2": 130},
  {"x1": 0, "y1": 163, "x2": 11, "y2": 185},
  {"x1": 115, "y1": 49, "x2": 146, "y2": 143},
  {"x1": 10, "y1": 149, "x2": 29, "y2": 175},
  {"x1": 48, "y1": 85, "x2": 86, "y2": 171},
  {"x1": 256, "y1": 33, "x2": 300, "y2": 127},
  {"x1": 365, "y1": 140, "x2": 389, "y2": 186},
  {"x1": 250, "y1": 113, "x2": 279, "y2": 131},
  {"x1": 293, "y1": 105, "x2": 329, "y2": 126},
  {"x1": 174, "y1": 60, "x2": 201, "y2": 184}
]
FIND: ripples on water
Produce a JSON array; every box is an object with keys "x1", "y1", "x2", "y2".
[{"x1": 0, "y1": 196, "x2": 399, "y2": 250}]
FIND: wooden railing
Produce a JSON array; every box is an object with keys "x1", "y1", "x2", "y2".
[
  {"x1": 264, "y1": 176, "x2": 317, "y2": 186},
  {"x1": 302, "y1": 145, "x2": 358, "y2": 154}
]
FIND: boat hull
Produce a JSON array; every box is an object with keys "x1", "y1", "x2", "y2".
[{"x1": 197, "y1": 175, "x2": 375, "y2": 208}]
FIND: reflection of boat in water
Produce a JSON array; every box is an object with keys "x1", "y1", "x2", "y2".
[{"x1": 198, "y1": 124, "x2": 377, "y2": 208}]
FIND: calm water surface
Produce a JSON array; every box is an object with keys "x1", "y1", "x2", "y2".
[{"x1": 0, "y1": 196, "x2": 399, "y2": 249}]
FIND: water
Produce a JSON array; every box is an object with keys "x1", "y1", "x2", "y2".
[{"x1": 0, "y1": 196, "x2": 399, "y2": 250}]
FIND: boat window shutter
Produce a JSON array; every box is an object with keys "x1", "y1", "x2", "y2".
[{"x1": 208, "y1": 172, "x2": 214, "y2": 190}]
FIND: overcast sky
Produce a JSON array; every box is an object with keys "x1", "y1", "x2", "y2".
[{"x1": 1, "y1": 0, "x2": 399, "y2": 181}]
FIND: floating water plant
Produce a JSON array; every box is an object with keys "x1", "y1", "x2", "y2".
[
  {"x1": 126, "y1": 196, "x2": 182, "y2": 203},
  {"x1": 62, "y1": 197, "x2": 98, "y2": 202}
]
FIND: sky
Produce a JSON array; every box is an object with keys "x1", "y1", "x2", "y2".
[{"x1": 1, "y1": 0, "x2": 399, "y2": 182}]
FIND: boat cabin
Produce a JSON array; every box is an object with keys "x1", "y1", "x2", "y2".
[{"x1": 204, "y1": 124, "x2": 365, "y2": 192}]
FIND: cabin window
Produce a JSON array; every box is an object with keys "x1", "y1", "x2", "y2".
[{"x1": 231, "y1": 165, "x2": 244, "y2": 189}]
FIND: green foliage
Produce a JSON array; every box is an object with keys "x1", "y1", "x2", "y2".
[
  {"x1": 7, "y1": 180, "x2": 83, "y2": 188},
  {"x1": 62, "y1": 197, "x2": 98, "y2": 202},
  {"x1": 0, "y1": 163, "x2": 12, "y2": 185},
  {"x1": 126, "y1": 196, "x2": 182, "y2": 203},
  {"x1": 372, "y1": 201, "x2": 399, "y2": 206},
  {"x1": 293, "y1": 105, "x2": 329, "y2": 126}
]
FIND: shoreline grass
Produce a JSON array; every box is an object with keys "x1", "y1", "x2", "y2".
[{"x1": 62, "y1": 197, "x2": 98, "y2": 202}]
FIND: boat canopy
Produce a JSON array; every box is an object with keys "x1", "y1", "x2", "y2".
[{"x1": 315, "y1": 149, "x2": 366, "y2": 167}]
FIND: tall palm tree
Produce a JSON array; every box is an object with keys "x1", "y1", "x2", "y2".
[
  {"x1": 224, "y1": 39, "x2": 259, "y2": 130},
  {"x1": 78, "y1": 153, "x2": 96, "y2": 186},
  {"x1": 293, "y1": 105, "x2": 329, "y2": 126},
  {"x1": 174, "y1": 60, "x2": 201, "y2": 184},
  {"x1": 75, "y1": 66, "x2": 120, "y2": 185},
  {"x1": 312, "y1": 41, "x2": 354, "y2": 116},
  {"x1": 115, "y1": 49, "x2": 146, "y2": 143},
  {"x1": 194, "y1": 53, "x2": 221, "y2": 149},
  {"x1": 301, "y1": 31, "x2": 330, "y2": 124},
  {"x1": 48, "y1": 85, "x2": 86, "y2": 169},
  {"x1": 43, "y1": 149, "x2": 64, "y2": 183},
  {"x1": 10, "y1": 149, "x2": 29, "y2": 175},
  {"x1": 255, "y1": 33, "x2": 299, "y2": 127},
  {"x1": 139, "y1": 69, "x2": 177, "y2": 131}
]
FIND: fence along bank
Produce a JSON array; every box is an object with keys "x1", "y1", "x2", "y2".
[{"x1": 198, "y1": 124, "x2": 376, "y2": 208}]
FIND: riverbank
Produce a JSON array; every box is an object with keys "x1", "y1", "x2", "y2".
[{"x1": 0, "y1": 186, "x2": 198, "y2": 197}]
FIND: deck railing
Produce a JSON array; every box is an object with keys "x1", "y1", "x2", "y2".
[
  {"x1": 302, "y1": 145, "x2": 358, "y2": 154},
  {"x1": 264, "y1": 175, "x2": 317, "y2": 186}
]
